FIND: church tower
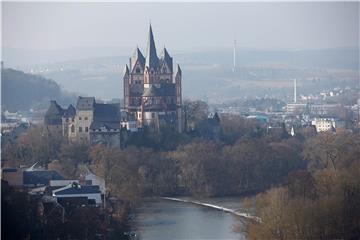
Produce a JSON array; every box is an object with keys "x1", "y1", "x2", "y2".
[{"x1": 123, "y1": 25, "x2": 183, "y2": 132}]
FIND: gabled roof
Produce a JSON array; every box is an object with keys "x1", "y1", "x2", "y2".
[
  {"x1": 44, "y1": 100, "x2": 64, "y2": 125},
  {"x1": 160, "y1": 47, "x2": 173, "y2": 72},
  {"x1": 145, "y1": 24, "x2": 159, "y2": 69},
  {"x1": 123, "y1": 64, "x2": 130, "y2": 76},
  {"x1": 131, "y1": 47, "x2": 145, "y2": 71},
  {"x1": 63, "y1": 104, "x2": 76, "y2": 118},
  {"x1": 76, "y1": 96, "x2": 95, "y2": 110},
  {"x1": 53, "y1": 184, "x2": 101, "y2": 195},
  {"x1": 23, "y1": 170, "x2": 64, "y2": 186},
  {"x1": 175, "y1": 64, "x2": 182, "y2": 77}
]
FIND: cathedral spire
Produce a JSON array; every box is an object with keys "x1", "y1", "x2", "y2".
[
  {"x1": 123, "y1": 64, "x2": 129, "y2": 76},
  {"x1": 145, "y1": 24, "x2": 158, "y2": 69}
]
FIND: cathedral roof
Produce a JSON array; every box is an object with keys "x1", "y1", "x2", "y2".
[
  {"x1": 143, "y1": 85, "x2": 160, "y2": 97},
  {"x1": 131, "y1": 48, "x2": 145, "y2": 71},
  {"x1": 145, "y1": 24, "x2": 159, "y2": 69},
  {"x1": 176, "y1": 64, "x2": 182, "y2": 76},
  {"x1": 160, "y1": 47, "x2": 173, "y2": 72},
  {"x1": 123, "y1": 64, "x2": 129, "y2": 76},
  {"x1": 142, "y1": 84, "x2": 176, "y2": 97}
]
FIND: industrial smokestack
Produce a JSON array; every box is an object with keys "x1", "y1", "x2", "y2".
[
  {"x1": 233, "y1": 39, "x2": 236, "y2": 73},
  {"x1": 293, "y1": 79, "x2": 297, "y2": 103}
]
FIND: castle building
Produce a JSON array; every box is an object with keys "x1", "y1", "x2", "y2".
[
  {"x1": 44, "y1": 97, "x2": 121, "y2": 147},
  {"x1": 123, "y1": 25, "x2": 183, "y2": 132}
]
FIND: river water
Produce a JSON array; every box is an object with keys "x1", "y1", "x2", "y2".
[{"x1": 132, "y1": 197, "x2": 247, "y2": 240}]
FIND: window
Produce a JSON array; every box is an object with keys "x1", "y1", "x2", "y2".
[
  {"x1": 136, "y1": 67, "x2": 141, "y2": 73},
  {"x1": 79, "y1": 117, "x2": 82, "y2": 120},
  {"x1": 71, "y1": 125, "x2": 75, "y2": 133},
  {"x1": 85, "y1": 127, "x2": 89, "y2": 132},
  {"x1": 152, "y1": 113, "x2": 155, "y2": 118},
  {"x1": 79, "y1": 127, "x2": 82, "y2": 132},
  {"x1": 85, "y1": 117, "x2": 88, "y2": 120}
]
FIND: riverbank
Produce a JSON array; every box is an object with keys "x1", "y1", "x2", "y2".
[
  {"x1": 161, "y1": 197, "x2": 261, "y2": 222},
  {"x1": 130, "y1": 196, "x2": 249, "y2": 240}
]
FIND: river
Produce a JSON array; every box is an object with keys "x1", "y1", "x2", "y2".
[{"x1": 131, "y1": 197, "x2": 247, "y2": 240}]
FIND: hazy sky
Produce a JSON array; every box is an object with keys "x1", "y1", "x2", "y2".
[{"x1": 2, "y1": 2, "x2": 359, "y2": 52}]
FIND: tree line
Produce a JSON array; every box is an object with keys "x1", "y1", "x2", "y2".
[
  {"x1": 2, "y1": 99, "x2": 359, "y2": 239},
  {"x1": 242, "y1": 131, "x2": 360, "y2": 240}
]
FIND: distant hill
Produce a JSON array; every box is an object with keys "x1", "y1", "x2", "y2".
[{"x1": 1, "y1": 68, "x2": 76, "y2": 112}]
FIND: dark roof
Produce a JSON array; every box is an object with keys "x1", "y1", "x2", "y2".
[
  {"x1": 3, "y1": 168, "x2": 18, "y2": 173},
  {"x1": 129, "y1": 84, "x2": 144, "y2": 97},
  {"x1": 54, "y1": 185, "x2": 101, "y2": 195},
  {"x1": 93, "y1": 103, "x2": 120, "y2": 122},
  {"x1": 23, "y1": 170, "x2": 64, "y2": 186},
  {"x1": 176, "y1": 64, "x2": 182, "y2": 76},
  {"x1": 76, "y1": 96, "x2": 95, "y2": 110},
  {"x1": 142, "y1": 84, "x2": 176, "y2": 97},
  {"x1": 160, "y1": 48, "x2": 173, "y2": 72},
  {"x1": 145, "y1": 24, "x2": 159, "y2": 69},
  {"x1": 63, "y1": 104, "x2": 76, "y2": 117},
  {"x1": 131, "y1": 48, "x2": 145, "y2": 71},
  {"x1": 44, "y1": 100, "x2": 64, "y2": 125},
  {"x1": 143, "y1": 85, "x2": 160, "y2": 97},
  {"x1": 124, "y1": 64, "x2": 130, "y2": 76},
  {"x1": 90, "y1": 103, "x2": 120, "y2": 130}
]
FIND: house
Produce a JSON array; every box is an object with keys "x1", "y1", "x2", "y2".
[
  {"x1": 52, "y1": 182, "x2": 102, "y2": 206},
  {"x1": 84, "y1": 170, "x2": 106, "y2": 195},
  {"x1": 23, "y1": 169, "x2": 64, "y2": 188}
]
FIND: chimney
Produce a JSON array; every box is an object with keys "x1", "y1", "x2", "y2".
[{"x1": 294, "y1": 79, "x2": 297, "y2": 103}]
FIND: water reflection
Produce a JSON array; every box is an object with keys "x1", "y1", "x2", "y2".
[{"x1": 133, "y1": 198, "x2": 246, "y2": 240}]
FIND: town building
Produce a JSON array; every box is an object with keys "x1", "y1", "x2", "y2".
[
  {"x1": 311, "y1": 117, "x2": 345, "y2": 132},
  {"x1": 123, "y1": 25, "x2": 183, "y2": 132},
  {"x1": 44, "y1": 97, "x2": 121, "y2": 147}
]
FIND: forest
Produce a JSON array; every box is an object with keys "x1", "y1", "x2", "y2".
[
  {"x1": 1, "y1": 68, "x2": 76, "y2": 112},
  {"x1": 2, "y1": 100, "x2": 360, "y2": 239}
]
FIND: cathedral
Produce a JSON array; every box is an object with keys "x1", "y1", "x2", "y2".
[
  {"x1": 123, "y1": 25, "x2": 183, "y2": 132},
  {"x1": 44, "y1": 25, "x2": 183, "y2": 148}
]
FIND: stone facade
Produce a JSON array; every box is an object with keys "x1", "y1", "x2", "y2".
[
  {"x1": 45, "y1": 97, "x2": 121, "y2": 147},
  {"x1": 123, "y1": 25, "x2": 183, "y2": 132}
]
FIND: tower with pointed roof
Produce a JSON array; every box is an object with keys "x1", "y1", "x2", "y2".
[{"x1": 123, "y1": 25, "x2": 183, "y2": 132}]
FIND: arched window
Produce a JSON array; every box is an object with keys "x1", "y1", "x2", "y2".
[{"x1": 71, "y1": 125, "x2": 75, "y2": 133}]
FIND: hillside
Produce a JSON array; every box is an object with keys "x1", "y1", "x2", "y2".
[{"x1": 1, "y1": 68, "x2": 76, "y2": 112}]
